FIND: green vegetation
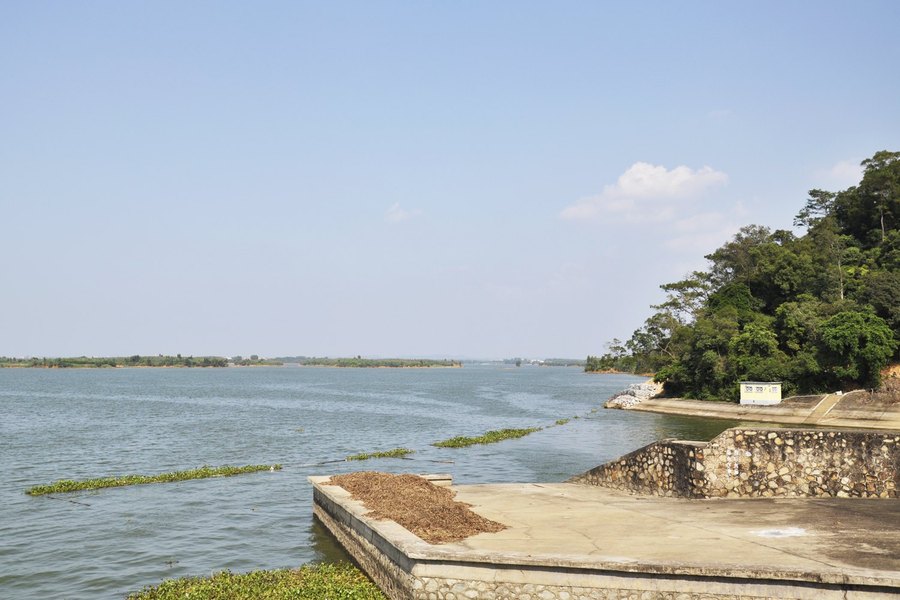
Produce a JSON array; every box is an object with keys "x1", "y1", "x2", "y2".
[
  {"x1": 0, "y1": 355, "x2": 229, "y2": 368},
  {"x1": 231, "y1": 355, "x2": 283, "y2": 366},
  {"x1": 126, "y1": 563, "x2": 386, "y2": 600},
  {"x1": 433, "y1": 427, "x2": 542, "y2": 448},
  {"x1": 26, "y1": 464, "x2": 281, "y2": 496},
  {"x1": 346, "y1": 448, "x2": 414, "y2": 461},
  {"x1": 279, "y1": 356, "x2": 461, "y2": 368},
  {"x1": 588, "y1": 150, "x2": 900, "y2": 401},
  {"x1": 555, "y1": 418, "x2": 571, "y2": 426}
]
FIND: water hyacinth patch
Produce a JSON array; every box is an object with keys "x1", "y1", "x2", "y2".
[
  {"x1": 346, "y1": 448, "x2": 414, "y2": 461},
  {"x1": 126, "y1": 563, "x2": 386, "y2": 600},
  {"x1": 25, "y1": 464, "x2": 282, "y2": 496},
  {"x1": 432, "y1": 427, "x2": 542, "y2": 448}
]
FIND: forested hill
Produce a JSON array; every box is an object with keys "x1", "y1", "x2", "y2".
[{"x1": 587, "y1": 150, "x2": 900, "y2": 402}]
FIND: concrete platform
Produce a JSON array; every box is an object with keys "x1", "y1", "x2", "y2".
[
  {"x1": 311, "y1": 476, "x2": 900, "y2": 599},
  {"x1": 626, "y1": 396, "x2": 900, "y2": 430}
]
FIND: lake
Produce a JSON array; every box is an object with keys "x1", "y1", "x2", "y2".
[{"x1": 0, "y1": 365, "x2": 738, "y2": 599}]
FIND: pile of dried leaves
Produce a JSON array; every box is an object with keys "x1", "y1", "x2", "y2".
[{"x1": 327, "y1": 472, "x2": 506, "y2": 544}]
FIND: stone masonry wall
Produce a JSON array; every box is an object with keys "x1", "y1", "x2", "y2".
[
  {"x1": 702, "y1": 428, "x2": 900, "y2": 498},
  {"x1": 312, "y1": 487, "x2": 415, "y2": 600},
  {"x1": 571, "y1": 428, "x2": 900, "y2": 499},
  {"x1": 568, "y1": 440, "x2": 706, "y2": 497}
]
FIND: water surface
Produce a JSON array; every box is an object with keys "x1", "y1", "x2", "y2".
[{"x1": 0, "y1": 365, "x2": 738, "y2": 599}]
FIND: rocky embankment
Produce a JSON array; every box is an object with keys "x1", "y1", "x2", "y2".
[{"x1": 604, "y1": 381, "x2": 662, "y2": 409}]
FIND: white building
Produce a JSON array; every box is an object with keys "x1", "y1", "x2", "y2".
[{"x1": 739, "y1": 381, "x2": 782, "y2": 405}]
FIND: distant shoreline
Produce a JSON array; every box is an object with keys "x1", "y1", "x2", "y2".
[
  {"x1": 286, "y1": 364, "x2": 462, "y2": 369},
  {"x1": 0, "y1": 364, "x2": 464, "y2": 370},
  {"x1": 0, "y1": 358, "x2": 464, "y2": 370}
]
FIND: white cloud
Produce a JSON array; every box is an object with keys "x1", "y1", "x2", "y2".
[
  {"x1": 385, "y1": 203, "x2": 422, "y2": 223},
  {"x1": 814, "y1": 158, "x2": 863, "y2": 189},
  {"x1": 561, "y1": 162, "x2": 728, "y2": 222}
]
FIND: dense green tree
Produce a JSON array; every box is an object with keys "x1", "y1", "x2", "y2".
[
  {"x1": 818, "y1": 311, "x2": 897, "y2": 389},
  {"x1": 834, "y1": 151, "x2": 900, "y2": 247},
  {"x1": 590, "y1": 149, "x2": 899, "y2": 398},
  {"x1": 860, "y1": 271, "x2": 900, "y2": 335}
]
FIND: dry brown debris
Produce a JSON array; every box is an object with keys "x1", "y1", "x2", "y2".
[{"x1": 327, "y1": 471, "x2": 506, "y2": 544}]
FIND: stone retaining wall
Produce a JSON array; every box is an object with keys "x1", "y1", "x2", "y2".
[
  {"x1": 703, "y1": 428, "x2": 900, "y2": 498},
  {"x1": 570, "y1": 428, "x2": 900, "y2": 499},
  {"x1": 569, "y1": 440, "x2": 706, "y2": 497},
  {"x1": 312, "y1": 487, "x2": 416, "y2": 599}
]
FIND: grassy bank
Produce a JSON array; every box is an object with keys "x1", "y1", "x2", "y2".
[
  {"x1": 127, "y1": 563, "x2": 385, "y2": 600},
  {"x1": 26, "y1": 464, "x2": 281, "y2": 496}
]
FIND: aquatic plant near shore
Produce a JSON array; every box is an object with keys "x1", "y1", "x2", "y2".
[
  {"x1": 25, "y1": 464, "x2": 282, "y2": 496},
  {"x1": 346, "y1": 448, "x2": 414, "y2": 461},
  {"x1": 432, "y1": 427, "x2": 542, "y2": 448},
  {"x1": 126, "y1": 562, "x2": 386, "y2": 600},
  {"x1": 555, "y1": 418, "x2": 571, "y2": 426}
]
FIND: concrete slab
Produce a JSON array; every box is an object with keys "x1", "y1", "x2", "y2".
[
  {"x1": 311, "y1": 476, "x2": 900, "y2": 599},
  {"x1": 447, "y1": 483, "x2": 900, "y2": 584}
]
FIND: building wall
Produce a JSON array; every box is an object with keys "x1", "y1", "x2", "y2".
[{"x1": 739, "y1": 382, "x2": 782, "y2": 405}]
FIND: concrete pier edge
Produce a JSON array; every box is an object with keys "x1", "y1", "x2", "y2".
[{"x1": 310, "y1": 471, "x2": 900, "y2": 600}]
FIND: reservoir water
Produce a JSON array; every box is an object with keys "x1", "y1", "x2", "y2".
[{"x1": 0, "y1": 365, "x2": 737, "y2": 599}]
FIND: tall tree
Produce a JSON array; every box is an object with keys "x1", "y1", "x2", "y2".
[
  {"x1": 794, "y1": 189, "x2": 836, "y2": 231},
  {"x1": 835, "y1": 151, "x2": 900, "y2": 247}
]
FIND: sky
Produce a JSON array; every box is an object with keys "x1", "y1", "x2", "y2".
[{"x1": 2, "y1": 2, "x2": 899, "y2": 360}]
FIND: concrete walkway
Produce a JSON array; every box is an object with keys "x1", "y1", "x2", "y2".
[
  {"x1": 627, "y1": 396, "x2": 900, "y2": 431},
  {"x1": 447, "y1": 483, "x2": 900, "y2": 584},
  {"x1": 803, "y1": 393, "x2": 842, "y2": 424},
  {"x1": 312, "y1": 476, "x2": 900, "y2": 598}
]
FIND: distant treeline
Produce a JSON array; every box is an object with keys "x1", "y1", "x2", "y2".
[
  {"x1": 0, "y1": 355, "x2": 229, "y2": 368},
  {"x1": 276, "y1": 356, "x2": 462, "y2": 368},
  {"x1": 230, "y1": 355, "x2": 284, "y2": 366}
]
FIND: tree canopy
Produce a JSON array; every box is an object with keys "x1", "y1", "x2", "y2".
[{"x1": 587, "y1": 150, "x2": 899, "y2": 401}]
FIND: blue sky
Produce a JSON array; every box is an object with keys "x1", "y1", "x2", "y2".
[{"x1": 2, "y1": 2, "x2": 898, "y2": 359}]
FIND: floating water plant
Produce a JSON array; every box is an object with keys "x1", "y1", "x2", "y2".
[
  {"x1": 432, "y1": 427, "x2": 542, "y2": 448},
  {"x1": 346, "y1": 448, "x2": 414, "y2": 461},
  {"x1": 126, "y1": 562, "x2": 386, "y2": 600},
  {"x1": 555, "y1": 418, "x2": 571, "y2": 426},
  {"x1": 26, "y1": 464, "x2": 282, "y2": 496}
]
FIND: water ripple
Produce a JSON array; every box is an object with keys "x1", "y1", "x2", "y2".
[{"x1": 0, "y1": 366, "x2": 732, "y2": 599}]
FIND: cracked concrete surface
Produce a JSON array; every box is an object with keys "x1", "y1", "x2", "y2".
[
  {"x1": 312, "y1": 476, "x2": 900, "y2": 598},
  {"x1": 433, "y1": 483, "x2": 900, "y2": 586}
]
